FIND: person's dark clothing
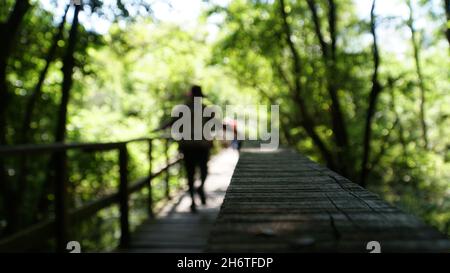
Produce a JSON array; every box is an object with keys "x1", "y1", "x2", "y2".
[
  {"x1": 181, "y1": 146, "x2": 210, "y2": 206},
  {"x1": 178, "y1": 99, "x2": 213, "y2": 211},
  {"x1": 160, "y1": 91, "x2": 218, "y2": 212}
]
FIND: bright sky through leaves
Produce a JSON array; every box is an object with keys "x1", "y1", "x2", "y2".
[{"x1": 38, "y1": 0, "x2": 445, "y2": 58}]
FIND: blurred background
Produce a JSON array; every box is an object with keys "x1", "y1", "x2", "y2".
[{"x1": 0, "y1": 0, "x2": 449, "y2": 252}]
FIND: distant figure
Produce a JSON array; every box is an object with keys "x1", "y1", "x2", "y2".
[
  {"x1": 223, "y1": 118, "x2": 242, "y2": 151},
  {"x1": 179, "y1": 85, "x2": 213, "y2": 212},
  {"x1": 160, "y1": 85, "x2": 213, "y2": 212},
  {"x1": 159, "y1": 85, "x2": 240, "y2": 212}
]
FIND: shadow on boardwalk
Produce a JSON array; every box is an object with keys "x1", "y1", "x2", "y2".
[{"x1": 121, "y1": 148, "x2": 239, "y2": 253}]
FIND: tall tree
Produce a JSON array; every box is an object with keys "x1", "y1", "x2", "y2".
[
  {"x1": 278, "y1": 0, "x2": 337, "y2": 170},
  {"x1": 55, "y1": 5, "x2": 81, "y2": 143},
  {"x1": 20, "y1": 4, "x2": 70, "y2": 144},
  {"x1": 0, "y1": 0, "x2": 31, "y2": 234},
  {"x1": 407, "y1": 0, "x2": 428, "y2": 149},
  {"x1": 0, "y1": 0, "x2": 30, "y2": 145},
  {"x1": 306, "y1": 0, "x2": 350, "y2": 176},
  {"x1": 48, "y1": 5, "x2": 81, "y2": 250},
  {"x1": 10, "y1": 5, "x2": 71, "y2": 230},
  {"x1": 360, "y1": 0, "x2": 382, "y2": 187}
]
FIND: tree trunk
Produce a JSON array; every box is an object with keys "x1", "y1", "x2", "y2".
[
  {"x1": 0, "y1": 0, "x2": 31, "y2": 234},
  {"x1": 0, "y1": 0, "x2": 30, "y2": 145},
  {"x1": 278, "y1": 0, "x2": 337, "y2": 170},
  {"x1": 306, "y1": 0, "x2": 349, "y2": 176},
  {"x1": 40, "y1": 5, "x2": 81, "y2": 215},
  {"x1": 360, "y1": 0, "x2": 382, "y2": 187},
  {"x1": 407, "y1": 0, "x2": 428, "y2": 149},
  {"x1": 53, "y1": 5, "x2": 80, "y2": 249},
  {"x1": 13, "y1": 5, "x2": 70, "y2": 228},
  {"x1": 20, "y1": 4, "x2": 69, "y2": 144},
  {"x1": 388, "y1": 78, "x2": 408, "y2": 161},
  {"x1": 55, "y1": 5, "x2": 80, "y2": 143}
]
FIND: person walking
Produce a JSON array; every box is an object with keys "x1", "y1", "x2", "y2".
[{"x1": 160, "y1": 85, "x2": 213, "y2": 212}]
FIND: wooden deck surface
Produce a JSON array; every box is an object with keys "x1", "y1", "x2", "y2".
[
  {"x1": 207, "y1": 144, "x2": 450, "y2": 253},
  {"x1": 122, "y1": 148, "x2": 239, "y2": 253},
  {"x1": 119, "y1": 142, "x2": 450, "y2": 253}
]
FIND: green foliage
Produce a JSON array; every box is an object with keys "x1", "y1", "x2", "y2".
[
  {"x1": 209, "y1": 0, "x2": 450, "y2": 236},
  {"x1": 0, "y1": 0, "x2": 448, "y2": 251}
]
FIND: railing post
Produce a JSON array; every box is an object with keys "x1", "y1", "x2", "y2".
[
  {"x1": 54, "y1": 151, "x2": 68, "y2": 253},
  {"x1": 118, "y1": 145, "x2": 129, "y2": 248},
  {"x1": 164, "y1": 139, "x2": 170, "y2": 199},
  {"x1": 147, "y1": 139, "x2": 154, "y2": 217},
  {"x1": 177, "y1": 155, "x2": 184, "y2": 190}
]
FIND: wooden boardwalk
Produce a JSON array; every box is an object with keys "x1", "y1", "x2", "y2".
[
  {"x1": 122, "y1": 148, "x2": 239, "y2": 253},
  {"x1": 207, "y1": 144, "x2": 450, "y2": 253}
]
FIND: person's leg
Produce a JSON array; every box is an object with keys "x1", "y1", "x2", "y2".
[
  {"x1": 198, "y1": 148, "x2": 210, "y2": 205},
  {"x1": 182, "y1": 151, "x2": 197, "y2": 212},
  {"x1": 237, "y1": 140, "x2": 242, "y2": 151},
  {"x1": 199, "y1": 152, "x2": 209, "y2": 186}
]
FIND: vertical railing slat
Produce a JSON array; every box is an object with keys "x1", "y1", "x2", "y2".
[
  {"x1": 164, "y1": 139, "x2": 170, "y2": 199},
  {"x1": 118, "y1": 145, "x2": 129, "y2": 248},
  {"x1": 147, "y1": 139, "x2": 154, "y2": 217}
]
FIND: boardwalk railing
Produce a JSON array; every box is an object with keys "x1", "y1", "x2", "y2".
[
  {"x1": 0, "y1": 136, "x2": 181, "y2": 252},
  {"x1": 208, "y1": 142, "x2": 450, "y2": 253}
]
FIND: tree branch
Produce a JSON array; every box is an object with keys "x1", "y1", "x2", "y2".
[
  {"x1": 306, "y1": 0, "x2": 329, "y2": 59},
  {"x1": 407, "y1": 0, "x2": 428, "y2": 149},
  {"x1": 360, "y1": 0, "x2": 382, "y2": 187},
  {"x1": 306, "y1": 0, "x2": 349, "y2": 175},
  {"x1": 20, "y1": 4, "x2": 70, "y2": 144}
]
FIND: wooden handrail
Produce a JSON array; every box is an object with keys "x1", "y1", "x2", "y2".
[
  {"x1": 0, "y1": 137, "x2": 182, "y2": 252},
  {"x1": 0, "y1": 137, "x2": 163, "y2": 155}
]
